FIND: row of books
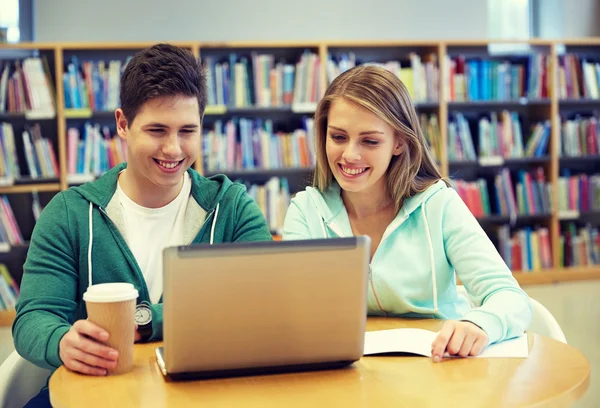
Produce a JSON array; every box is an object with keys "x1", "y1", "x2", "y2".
[
  {"x1": 452, "y1": 167, "x2": 552, "y2": 217},
  {"x1": 325, "y1": 52, "x2": 439, "y2": 103},
  {"x1": 560, "y1": 114, "x2": 600, "y2": 157},
  {"x1": 0, "y1": 122, "x2": 59, "y2": 181},
  {"x1": 477, "y1": 111, "x2": 550, "y2": 159},
  {"x1": 0, "y1": 195, "x2": 23, "y2": 245},
  {"x1": 63, "y1": 56, "x2": 126, "y2": 111},
  {"x1": 557, "y1": 172, "x2": 600, "y2": 213},
  {"x1": 0, "y1": 57, "x2": 56, "y2": 116},
  {"x1": 204, "y1": 50, "x2": 320, "y2": 108},
  {"x1": 447, "y1": 113, "x2": 550, "y2": 162},
  {"x1": 244, "y1": 177, "x2": 291, "y2": 235},
  {"x1": 497, "y1": 225, "x2": 552, "y2": 272},
  {"x1": 202, "y1": 118, "x2": 315, "y2": 172},
  {"x1": 558, "y1": 54, "x2": 600, "y2": 100},
  {"x1": 421, "y1": 114, "x2": 441, "y2": 161},
  {"x1": 0, "y1": 264, "x2": 19, "y2": 311},
  {"x1": 560, "y1": 223, "x2": 600, "y2": 267},
  {"x1": 66, "y1": 123, "x2": 128, "y2": 178},
  {"x1": 0, "y1": 123, "x2": 19, "y2": 180},
  {"x1": 444, "y1": 54, "x2": 549, "y2": 102}
]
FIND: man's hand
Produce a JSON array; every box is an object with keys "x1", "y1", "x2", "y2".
[
  {"x1": 59, "y1": 320, "x2": 119, "y2": 376},
  {"x1": 431, "y1": 320, "x2": 488, "y2": 362}
]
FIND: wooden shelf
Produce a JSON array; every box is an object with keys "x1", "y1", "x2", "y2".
[
  {"x1": 64, "y1": 109, "x2": 115, "y2": 119},
  {"x1": 204, "y1": 167, "x2": 313, "y2": 179},
  {"x1": 514, "y1": 267, "x2": 600, "y2": 285},
  {"x1": 559, "y1": 155, "x2": 600, "y2": 165},
  {"x1": 0, "y1": 183, "x2": 61, "y2": 194},
  {"x1": 559, "y1": 98, "x2": 600, "y2": 106},
  {"x1": 1, "y1": 38, "x2": 600, "y2": 289},
  {"x1": 476, "y1": 214, "x2": 551, "y2": 225},
  {"x1": 447, "y1": 98, "x2": 551, "y2": 109},
  {"x1": 0, "y1": 310, "x2": 16, "y2": 327},
  {"x1": 449, "y1": 156, "x2": 551, "y2": 169}
]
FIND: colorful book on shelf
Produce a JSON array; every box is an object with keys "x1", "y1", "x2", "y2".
[
  {"x1": 448, "y1": 113, "x2": 477, "y2": 161},
  {"x1": 0, "y1": 57, "x2": 56, "y2": 117},
  {"x1": 445, "y1": 54, "x2": 549, "y2": 102},
  {"x1": 204, "y1": 50, "x2": 319, "y2": 108},
  {"x1": 203, "y1": 117, "x2": 315, "y2": 173},
  {"x1": 451, "y1": 179, "x2": 491, "y2": 218},
  {"x1": 326, "y1": 52, "x2": 439, "y2": 103},
  {"x1": 20, "y1": 123, "x2": 59, "y2": 179},
  {"x1": 557, "y1": 171, "x2": 600, "y2": 213},
  {"x1": 557, "y1": 54, "x2": 600, "y2": 100},
  {"x1": 494, "y1": 168, "x2": 551, "y2": 217},
  {"x1": 0, "y1": 264, "x2": 18, "y2": 311},
  {"x1": 560, "y1": 115, "x2": 600, "y2": 157},
  {"x1": 560, "y1": 223, "x2": 600, "y2": 268},
  {"x1": 243, "y1": 177, "x2": 290, "y2": 235},
  {"x1": 0, "y1": 195, "x2": 23, "y2": 245},
  {"x1": 67, "y1": 122, "x2": 127, "y2": 178},
  {"x1": 498, "y1": 225, "x2": 553, "y2": 272},
  {"x1": 63, "y1": 57, "x2": 124, "y2": 111},
  {"x1": 421, "y1": 114, "x2": 441, "y2": 161},
  {"x1": 0, "y1": 122, "x2": 20, "y2": 180}
]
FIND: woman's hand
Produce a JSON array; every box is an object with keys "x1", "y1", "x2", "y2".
[{"x1": 431, "y1": 320, "x2": 488, "y2": 362}]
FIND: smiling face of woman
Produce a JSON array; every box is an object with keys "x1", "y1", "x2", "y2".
[{"x1": 325, "y1": 98, "x2": 403, "y2": 199}]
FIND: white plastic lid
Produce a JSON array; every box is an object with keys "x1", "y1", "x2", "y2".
[{"x1": 83, "y1": 283, "x2": 139, "y2": 303}]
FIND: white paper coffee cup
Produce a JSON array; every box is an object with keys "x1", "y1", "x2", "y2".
[{"x1": 84, "y1": 283, "x2": 139, "y2": 374}]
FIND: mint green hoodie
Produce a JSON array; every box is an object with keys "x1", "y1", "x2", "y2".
[
  {"x1": 13, "y1": 163, "x2": 272, "y2": 371},
  {"x1": 283, "y1": 180, "x2": 532, "y2": 345}
]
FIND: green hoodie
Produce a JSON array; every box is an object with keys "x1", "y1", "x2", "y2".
[{"x1": 13, "y1": 163, "x2": 272, "y2": 371}]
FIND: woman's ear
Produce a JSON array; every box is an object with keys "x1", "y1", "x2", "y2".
[{"x1": 393, "y1": 134, "x2": 404, "y2": 156}]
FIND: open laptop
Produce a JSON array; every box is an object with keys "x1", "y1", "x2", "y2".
[{"x1": 155, "y1": 236, "x2": 371, "y2": 380}]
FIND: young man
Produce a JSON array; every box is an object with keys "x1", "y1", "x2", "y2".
[{"x1": 13, "y1": 43, "x2": 272, "y2": 406}]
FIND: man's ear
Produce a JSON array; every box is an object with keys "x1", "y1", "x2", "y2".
[
  {"x1": 115, "y1": 109, "x2": 129, "y2": 141},
  {"x1": 393, "y1": 134, "x2": 404, "y2": 156}
]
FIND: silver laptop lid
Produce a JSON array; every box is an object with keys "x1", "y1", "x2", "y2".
[{"x1": 162, "y1": 236, "x2": 370, "y2": 375}]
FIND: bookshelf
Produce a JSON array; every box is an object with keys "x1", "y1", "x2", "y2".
[{"x1": 0, "y1": 39, "x2": 600, "y2": 325}]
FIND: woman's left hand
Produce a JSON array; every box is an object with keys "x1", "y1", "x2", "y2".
[{"x1": 431, "y1": 320, "x2": 488, "y2": 362}]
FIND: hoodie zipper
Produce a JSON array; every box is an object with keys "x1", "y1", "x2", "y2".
[
  {"x1": 367, "y1": 213, "x2": 410, "y2": 315},
  {"x1": 329, "y1": 212, "x2": 410, "y2": 316},
  {"x1": 326, "y1": 218, "x2": 389, "y2": 315},
  {"x1": 368, "y1": 264, "x2": 387, "y2": 316}
]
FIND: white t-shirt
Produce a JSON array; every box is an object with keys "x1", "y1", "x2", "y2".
[{"x1": 117, "y1": 172, "x2": 191, "y2": 304}]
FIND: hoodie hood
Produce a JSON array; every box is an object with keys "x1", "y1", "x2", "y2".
[
  {"x1": 283, "y1": 179, "x2": 533, "y2": 344},
  {"x1": 304, "y1": 179, "x2": 448, "y2": 314},
  {"x1": 305, "y1": 179, "x2": 448, "y2": 235},
  {"x1": 70, "y1": 162, "x2": 242, "y2": 292},
  {"x1": 71, "y1": 162, "x2": 235, "y2": 212}
]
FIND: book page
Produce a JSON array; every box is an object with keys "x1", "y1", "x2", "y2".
[
  {"x1": 363, "y1": 328, "x2": 437, "y2": 357},
  {"x1": 363, "y1": 328, "x2": 529, "y2": 358}
]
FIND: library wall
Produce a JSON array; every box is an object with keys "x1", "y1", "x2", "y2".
[
  {"x1": 563, "y1": 0, "x2": 600, "y2": 38},
  {"x1": 33, "y1": 0, "x2": 488, "y2": 42}
]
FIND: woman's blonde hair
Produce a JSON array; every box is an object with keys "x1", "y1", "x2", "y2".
[{"x1": 312, "y1": 64, "x2": 445, "y2": 212}]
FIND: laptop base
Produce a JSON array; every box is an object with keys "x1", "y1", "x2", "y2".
[{"x1": 155, "y1": 347, "x2": 356, "y2": 381}]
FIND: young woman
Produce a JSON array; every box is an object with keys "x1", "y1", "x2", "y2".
[{"x1": 282, "y1": 65, "x2": 532, "y2": 362}]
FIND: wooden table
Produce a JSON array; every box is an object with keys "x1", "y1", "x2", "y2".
[{"x1": 49, "y1": 318, "x2": 590, "y2": 408}]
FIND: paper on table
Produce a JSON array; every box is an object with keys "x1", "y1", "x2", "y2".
[{"x1": 363, "y1": 328, "x2": 528, "y2": 358}]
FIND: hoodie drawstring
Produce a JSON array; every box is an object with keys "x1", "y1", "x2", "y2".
[
  {"x1": 210, "y1": 203, "x2": 220, "y2": 245},
  {"x1": 421, "y1": 204, "x2": 439, "y2": 314},
  {"x1": 88, "y1": 202, "x2": 93, "y2": 288},
  {"x1": 87, "y1": 200, "x2": 220, "y2": 287}
]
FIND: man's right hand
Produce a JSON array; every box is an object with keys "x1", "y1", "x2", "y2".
[{"x1": 59, "y1": 320, "x2": 119, "y2": 376}]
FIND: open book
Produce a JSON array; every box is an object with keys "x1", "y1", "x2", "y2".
[{"x1": 364, "y1": 328, "x2": 528, "y2": 358}]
